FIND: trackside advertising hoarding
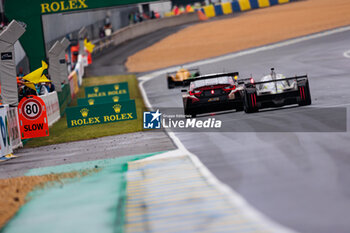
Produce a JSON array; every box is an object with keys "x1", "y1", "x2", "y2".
[
  {"x1": 18, "y1": 95, "x2": 50, "y2": 139},
  {"x1": 66, "y1": 100, "x2": 137, "y2": 128},
  {"x1": 84, "y1": 82, "x2": 129, "y2": 99},
  {"x1": 77, "y1": 95, "x2": 130, "y2": 106},
  {"x1": 7, "y1": 106, "x2": 22, "y2": 149},
  {"x1": 0, "y1": 105, "x2": 13, "y2": 157}
]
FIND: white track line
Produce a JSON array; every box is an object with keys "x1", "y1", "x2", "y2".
[
  {"x1": 343, "y1": 50, "x2": 350, "y2": 58},
  {"x1": 138, "y1": 26, "x2": 350, "y2": 233}
]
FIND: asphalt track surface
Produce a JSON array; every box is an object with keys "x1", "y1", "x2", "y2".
[
  {"x1": 86, "y1": 24, "x2": 191, "y2": 76},
  {"x1": 0, "y1": 132, "x2": 175, "y2": 178},
  {"x1": 141, "y1": 30, "x2": 350, "y2": 233}
]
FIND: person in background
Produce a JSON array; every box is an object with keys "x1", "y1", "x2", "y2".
[
  {"x1": 155, "y1": 11, "x2": 160, "y2": 19},
  {"x1": 172, "y1": 5, "x2": 179, "y2": 15},
  {"x1": 104, "y1": 16, "x2": 113, "y2": 36},
  {"x1": 142, "y1": 12, "x2": 150, "y2": 20},
  {"x1": 128, "y1": 12, "x2": 134, "y2": 25},
  {"x1": 17, "y1": 67, "x2": 24, "y2": 77},
  {"x1": 133, "y1": 12, "x2": 138, "y2": 23},
  {"x1": 137, "y1": 12, "x2": 143, "y2": 23},
  {"x1": 18, "y1": 81, "x2": 37, "y2": 101},
  {"x1": 99, "y1": 27, "x2": 105, "y2": 38},
  {"x1": 47, "y1": 81, "x2": 55, "y2": 92},
  {"x1": 36, "y1": 82, "x2": 49, "y2": 96}
]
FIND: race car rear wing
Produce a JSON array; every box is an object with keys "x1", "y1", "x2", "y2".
[
  {"x1": 166, "y1": 68, "x2": 200, "y2": 76},
  {"x1": 237, "y1": 77, "x2": 253, "y2": 85},
  {"x1": 245, "y1": 75, "x2": 308, "y2": 87},
  {"x1": 189, "y1": 72, "x2": 239, "y2": 82}
]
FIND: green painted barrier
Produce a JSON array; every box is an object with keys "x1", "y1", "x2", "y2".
[
  {"x1": 66, "y1": 100, "x2": 137, "y2": 128},
  {"x1": 85, "y1": 82, "x2": 129, "y2": 99},
  {"x1": 77, "y1": 95, "x2": 130, "y2": 106}
]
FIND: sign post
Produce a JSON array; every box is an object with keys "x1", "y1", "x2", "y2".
[{"x1": 18, "y1": 95, "x2": 49, "y2": 139}]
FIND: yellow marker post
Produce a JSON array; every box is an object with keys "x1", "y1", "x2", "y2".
[
  {"x1": 258, "y1": 0, "x2": 270, "y2": 8},
  {"x1": 222, "y1": 2, "x2": 233, "y2": 14},
  {"x1": 238, "y1": 0, "x2": 251, "y2": 11},
  {"x1": 203, "y1": 5, "x2": 216, "y2": 18},
  {"x1": 278, "y1": 0, "x2": 290, "y2": 3}
]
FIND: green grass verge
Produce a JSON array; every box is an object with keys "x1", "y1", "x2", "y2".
[{"x1": 25, "y1": 75, "x2": 146, "y2": 148}]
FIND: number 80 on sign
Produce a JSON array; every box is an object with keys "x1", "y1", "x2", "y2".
[{"x1": 20, "y1": 98, "x2": 43, "y2": 120}]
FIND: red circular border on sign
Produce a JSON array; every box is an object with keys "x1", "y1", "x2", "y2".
[{"x1": 21, "y1": 98, "x2": 43, "y2": 120}]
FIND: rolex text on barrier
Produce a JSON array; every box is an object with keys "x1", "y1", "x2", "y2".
[
  {"x1": 66, "y1": 100, "x2": 137, "y2": 128},
  {"x1": 18, "y1": 95, "x2": 49, "y2": 139},
  {"x1": 77, "y1": 94, "x2": 130, "y2": 106},
  {"x1": 84, "y1": 82, "x2": 129, "y2": 99}
]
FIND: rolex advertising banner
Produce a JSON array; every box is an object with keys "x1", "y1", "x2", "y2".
[
  {"x1": 77, "y1": 95, "x2": 130, "y2": 106},
  {"x1": 84, "y1": 82, "x2": 129, "y2": 99},
  {"x1": 66, "y1": 100, "x2": 137, "y2": 128}
]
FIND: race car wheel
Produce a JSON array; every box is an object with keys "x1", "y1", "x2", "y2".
[
  {"x1": 167, "y1": 77, "x2": 175, "y2": 89},
  {"x1": 185, "y1": 110, "x2": 196, "y2": 118},
  {"x1": 236, "y1": 104, "x2": 244, "y2": 112},
  {"x1": 244, "y1": 91, "x2": 258, "y2": 113},
  {"x1": 298, "y1": 81, "x2": 312, "y2": 106}
]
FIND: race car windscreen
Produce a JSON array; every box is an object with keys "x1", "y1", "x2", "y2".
[{"x1": 190, "y1": 76, "x2": 234, "y2": 90}]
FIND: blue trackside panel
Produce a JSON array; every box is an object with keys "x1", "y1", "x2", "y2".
[
  {"x1": 269, "y1": 0, "x2": 279, "y2": 5},
  {"x1": 200, "y1": 8, "x2": 205, "y2": 13},
  {"x1": 195, "y1": 8, "x2": 204, "y2": 13},
  {"x1": 249, "y1": 0, "x2": 260, "y2": 9},
  {"x1": 231, "y1": 1, "x2": 241, "y2": 12},
  {"x1": 214, "y1": 4, "x2": 224, "y2": 16}
]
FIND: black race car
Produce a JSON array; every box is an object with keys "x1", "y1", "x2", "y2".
[
  {"x1": 182, "y1": 72, "x2": 250, "y2": 118},
  {"x1": 243, "y1": 68, "x2": 312, "y2": 113}
]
